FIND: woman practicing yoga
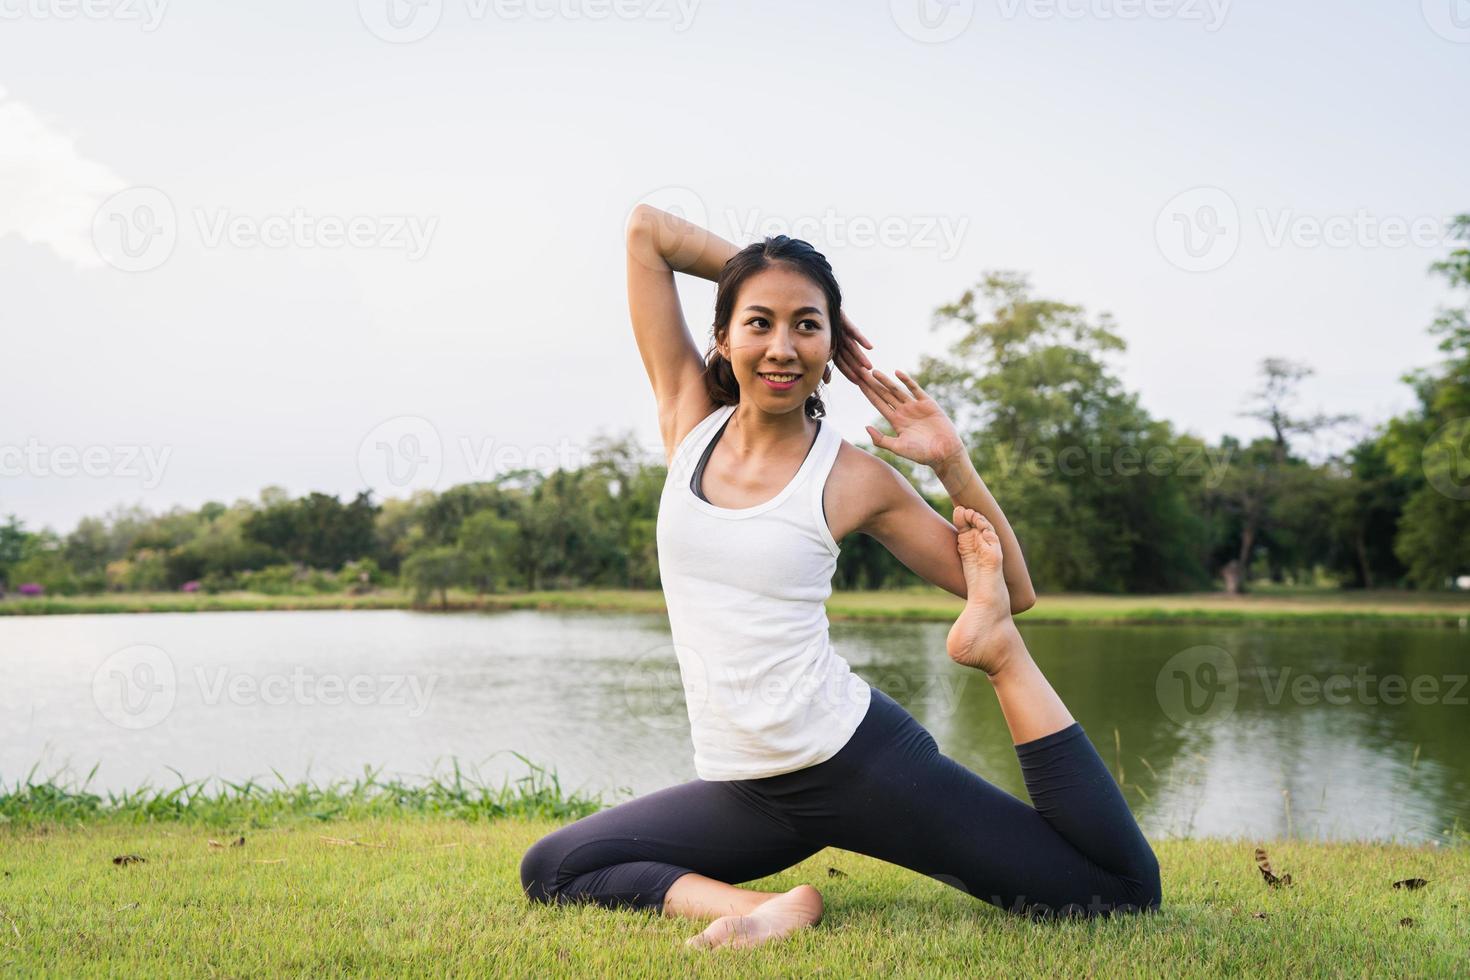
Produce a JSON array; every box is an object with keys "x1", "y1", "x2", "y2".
[{"x1": 518, "y1": 204, "x2": 1162, "y2": 949}]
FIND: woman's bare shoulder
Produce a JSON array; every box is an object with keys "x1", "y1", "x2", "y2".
[
  {"x1": 831, "y1": 436, "x2": 900, "y2": 483},
  {"x1": 825, "y1": 437, "x2": 907, "y2": 539}
]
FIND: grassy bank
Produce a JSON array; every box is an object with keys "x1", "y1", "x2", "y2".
[
  {"x1": 2, "y1": 815, "x2": 1466, "y2": 976},
  {"x1": 2, "y1": 768, "x2": 1465, "y2": 975},
  {"x1": 4, "y1": 586, "x2": 1470, "y2": 627}
]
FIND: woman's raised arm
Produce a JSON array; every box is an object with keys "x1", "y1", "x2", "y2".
[
  {"x1": 625, "y1": 204, "x2": 739, "y2": 460},
  {"x1": 856, "y1": 367, "x2": 1037, "y2": 613}
]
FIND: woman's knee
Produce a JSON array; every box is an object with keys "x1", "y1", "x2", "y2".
[
  {"x1": 519, "y1": 833, "x2": 568, "y2": 905},
  {"x1": 1092, "y1": 849, "x2": 1163, "y2": 918},
  {"x1": 1008, "y1": 853, "x2": 1162, "y2": 920},
  {"x1": 1127, "y1": 846, "x2": 1163, "y2": 912}
]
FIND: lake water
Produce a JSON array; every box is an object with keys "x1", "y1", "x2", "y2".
[{"x1": 2, "y1": 609, "x2": 1466, "y2": 843}]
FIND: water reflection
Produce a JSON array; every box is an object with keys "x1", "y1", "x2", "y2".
[{"x1": 1, "y1": 610, "x2": 1464, "y2": 843}]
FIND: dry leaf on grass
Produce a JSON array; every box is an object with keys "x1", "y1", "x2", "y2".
[
  {"x1": 207, "y1": 836, "x2": 246, "y2": 849},
  {"x1": 1254, "y1": 846, "x2": 1292, "y2": 887},
  {"x1": 319, "y1": 836, "x2": 387, "y2": 848}
]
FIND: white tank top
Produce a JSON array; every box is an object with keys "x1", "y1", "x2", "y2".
[{"x1": 655, "y1": 402, "x2": 872, "y2": 781}]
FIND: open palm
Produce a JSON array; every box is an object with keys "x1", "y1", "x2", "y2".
[
  {"x1": 851, "y1": 365, "x2": 966, "y2": 471},
  {"x1": 828, "y1": 311, "x2": 966, "y2": 470}
]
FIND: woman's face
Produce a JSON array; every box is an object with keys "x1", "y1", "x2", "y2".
[{"x1": 720, "y1": 264, "x2": 833, "y2": 413}]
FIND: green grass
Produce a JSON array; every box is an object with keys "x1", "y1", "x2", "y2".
[
  {"x1": 2, "y1": 765, "x2": 1466, "y2": 974},
  {"x1": 5, "y1": 586, "x2": 1470, "y2": 627},
  {"x1": 0, "y1": 760, "x2": 602, "y2": 828},
  {"x1": 1, "y1": 816, "x2": 1466, "y2": 976}
]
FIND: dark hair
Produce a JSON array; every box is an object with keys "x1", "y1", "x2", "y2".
[{"x1": 703, "y1": 235, "x2": 844, "y2": 420}]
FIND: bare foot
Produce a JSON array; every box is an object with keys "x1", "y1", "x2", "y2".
[
  {"x1": 685, "y1": 884, "x2": 824, "y2": 950},
  {"x1": 945, "y1": 506, "x2": 1026, "y2": 677}
]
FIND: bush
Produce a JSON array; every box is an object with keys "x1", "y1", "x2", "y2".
[
  {"x1": 75, "y1": 571, "x2": 108, "y2": 595},
  {"x1": 199, "y1": 571, "x2": 237, "y2": 594},
  {"x1": 110, "y1": 550, "x2": 169, "y2": 592},
  {"x1": 337, "y1": 558, "x2": 386, "y2": 594},
  {"x1": 234, "y1": 563, "x2": 344, "y2": 596},
  {"x1": 8, "y1": 554, "x2": 79, "y2": 596}
]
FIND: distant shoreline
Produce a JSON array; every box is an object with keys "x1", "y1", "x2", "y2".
[{"x1": 3, "y1": 587, "x2": 1468, "y2": 627}]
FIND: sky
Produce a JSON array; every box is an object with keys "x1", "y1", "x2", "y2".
[{"x1": 1, "y1": 0, "x2": 1466, "y2": 534}]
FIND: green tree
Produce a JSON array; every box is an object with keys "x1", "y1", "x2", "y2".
[
  {"x1": 8, "y1": 529, "x2": 79, "y2": 595},
  {"x1": 400, "y1": 546, "x2": 466, "y2": 610},
  {"x1": 1329, "y1": 438, "x2": 1410, "y2": 588},
  {"x1": 166, "y1": 502, "x2": 278, "y2": 587},
  {"x1": 63, "y1": 516, "x2": 115, "y2": 587},
  {"x1": 1380, "y1": 214, "x2": 1470, "y2": 587},
  {"x1": 374, "y1": 490, "x2": 434, "y2": 573},
  {"x1": 1206, "y1": 359, "x2": 1352, "y2": 592},
  {"x1": 419, "y1": 483, "x2": 508, "y2": 547},
  {"x1": 244, "y1": 490, "x2": 378, "y2": 570},
  {"x1": 585, "y1": 432, "x2": 667, "y2": 588},
  {"x1": 457, "y1": 510, "x2": 518, "y2": 593},
  {"x1": 512, "y1": 468, "x2": 622, "y2": 590},
  {"x1": 0, "y1": 515, "x2": 29, "y2": 590},
  {"x1": 915, "y1": 271, "x2": 1208, "y2": 592}
]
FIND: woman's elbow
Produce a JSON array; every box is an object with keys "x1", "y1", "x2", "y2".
[{"x1": 625, "y1": 205, "x2": 651, "y2": 245}]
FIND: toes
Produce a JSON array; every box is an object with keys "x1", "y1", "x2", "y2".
[
  {"x1": 955, "y1": 506, "x2": 992, "y2": 530},
  {"x1": 953, "y1": 508, "x2": 1002, "y2": 558},
  {"x1": 686, "y1": 919, "x2": 730, "y2": 949}
]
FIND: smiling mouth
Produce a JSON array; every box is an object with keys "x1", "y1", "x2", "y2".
[{"x1": 758, "y1": 372, "x2": 802, "y2": 383}]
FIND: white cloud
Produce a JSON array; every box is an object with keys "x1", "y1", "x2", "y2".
[{"x1": 0, "y1": 85, "x2": 125, "y2": 268}]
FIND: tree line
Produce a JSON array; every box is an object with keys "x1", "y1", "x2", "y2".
[{"x1": 2, "y1": 217, "x2": 1466, "y2": 599}]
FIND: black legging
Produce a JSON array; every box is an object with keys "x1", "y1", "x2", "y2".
[{"x1": 520, "y1": 687, "x2": 1161, "y2": 920}]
